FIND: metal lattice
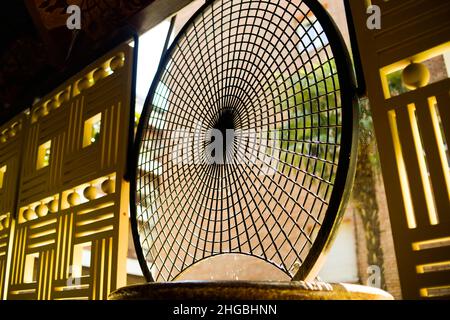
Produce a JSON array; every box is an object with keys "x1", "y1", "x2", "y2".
[{"x1": 131, "y1": 0, "x2": 356, "y2": 282}]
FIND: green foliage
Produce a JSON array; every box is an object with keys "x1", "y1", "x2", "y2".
[
  {"x1": 273, "y1": 55, "x2": 387, "y2": 289},
  {"x1": 352, "y1": 97, "x2": 386, "y2": 290},
  {"x1": 273, "y1": 59, "x2": 341, "y2": 185},
  {"x1": 358, "y1": 98, "x2": 380, "y2": 168},
  {"x1": 387, "y1": 70, "x2": 408, "y2": 96}
]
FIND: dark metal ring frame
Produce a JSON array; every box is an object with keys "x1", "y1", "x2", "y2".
[{"x1": 130, "y1": 0, "x2": 358, "y2": 282}]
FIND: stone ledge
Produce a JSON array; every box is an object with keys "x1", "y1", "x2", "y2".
[{"x1": 109, "y1": 281, "x2": 394, "y2": 300}]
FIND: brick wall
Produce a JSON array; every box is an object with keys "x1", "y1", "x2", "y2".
[{"x1": 353, "y1": 173, "x2": 403, "y2": 299}]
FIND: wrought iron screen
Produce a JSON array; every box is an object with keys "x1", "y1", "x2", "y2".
[{"x1": 131, "y1": 0, "x2": 357, "y2": 282}]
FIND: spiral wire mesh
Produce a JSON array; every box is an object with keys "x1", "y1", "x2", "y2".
[{"x1": 134, "y1": 0, "x2": 355, "y2": 281}]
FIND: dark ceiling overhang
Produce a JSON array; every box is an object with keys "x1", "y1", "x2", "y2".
[{"x1": 0, "y1": 0, "x2": 193, "y2": 124}]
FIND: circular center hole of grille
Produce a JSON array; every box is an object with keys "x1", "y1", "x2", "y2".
[{"x1": 209, "y1": 108, "x2": 236, "y2": 164}]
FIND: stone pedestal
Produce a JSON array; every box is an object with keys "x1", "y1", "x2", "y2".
[{"x1": 109, "y1": 281, "x2": 393, "y2": 300}]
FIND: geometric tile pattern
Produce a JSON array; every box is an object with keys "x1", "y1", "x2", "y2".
[
  {"x1": 348, "y1": 0, "x2": 450, "y2": 299},
  {"x1": 0, "y1": 42, "x2": 134, "y2": 299}
]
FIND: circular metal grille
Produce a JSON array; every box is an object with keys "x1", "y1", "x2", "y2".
[{"x1": 132, "y1": 0, "x2": 356, "y2": 282}]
